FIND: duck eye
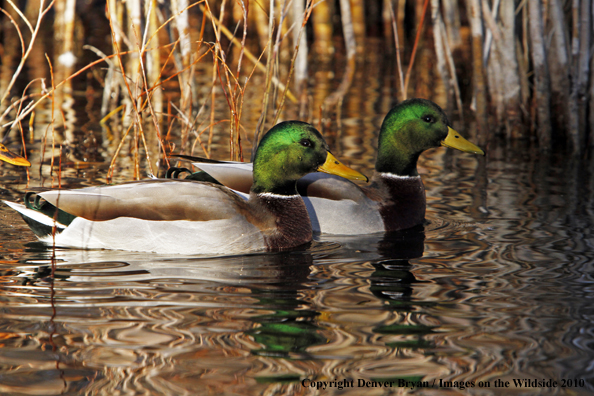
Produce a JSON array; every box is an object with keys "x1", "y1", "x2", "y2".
[
  {"x1": 300, "y1": 139, "x2": 312, "y2": 148},
  {"x1": 422, "y1": 115, "x2": 435, "y2": 123}
]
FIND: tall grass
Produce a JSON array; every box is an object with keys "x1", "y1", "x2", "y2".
[{"x1": 0, "y1": 0, "x2": 592, "y2": 180}]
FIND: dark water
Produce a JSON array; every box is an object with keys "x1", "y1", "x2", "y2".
[{"x1": 1, "y1": 137, "x2": 593, "y2": 395}]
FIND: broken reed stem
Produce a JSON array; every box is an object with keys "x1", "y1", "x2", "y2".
[
  {"x1": 134, "y1": 0, "x2": 171, "y2": 171},
  {"x1": 272, "y1": 0, "x2": 314, "y2": 126},
  {"x1": 528, "y1": 0, "x2": 551, "y2": 150},
  {"x1": 44, "y1": 54, "x2": 57, "y2": 187},
  {"x1": 0, "y1": 8, "x2": 25, "y2": 57},
  {"x1": 497, "y1": 0, "x2": 523, "y2": 138},
  {"x1": 106, "y1": 0, "x2": 148, "y2": 179},
  {"x1": 466, "y1": 0, "x2": 489, "y2": 144},
  {"x1": 573, "y1": 0, "x2": 591, "y2": 152},
  {"x1": 205, "y1": 1, "x2": 221, "y2": 157},
  {"x1": 234, "y1": 0, "x2": 248, "y2": 78},
  {"x1": 439, "y1": 21, "x2": 463, "y2": 121},
  {"x1": 270, "y1": 0, "x2": 290, "y2": 119},
  {"x1": 229, "y1": 0, "x2": 249, "y2": 161},
  {"x1": 107, "y1": 122, "x2": 135, "y2": 183},
  {"x1": 124, "y1": 8, "x2": 159, "y2": 178},
  {"x1": 482, "y1": 0, "x2": 500, "y2": 64},
  {"x1": 293, "y1": 0, "x2": 309, "y2": 117},
  {"x1": 402, "y1": 0, "x2": 429, "y2": 100},
  {"x1": 16, "y1": 117, "x2": 30, "y2": 183},
  {"x1": 322, "y1": 0, "x2": 356, "y2": 113},
  {"x1": 549, "y1": 0, "x2": 571, "y2": 140},
  {"x1": 252, "y1": 0, "x2": 276, "y2": 162},
  {"x1": 431, "y1": 0, "x2": 449, "y2": 108},
  {"x1": 387, "y1": 0, "x2": 405, "y2": 101},
  {"x1": 145, "y1": 0, "x2": 163, "y2": 124},
  {"x1": 173, "y1": 0, "x2": 193, "y2": 154}
]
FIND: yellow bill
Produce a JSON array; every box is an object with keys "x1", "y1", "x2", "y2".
[
  {"x1": 0, "y1": 143, "x2": 31, "y2": 167},
  {"x1": 441, "y1": 127, "x2": 485, "y2": 155},
  {"x1": 318, "y1": 152, "x2": 368, "y2": 182}
]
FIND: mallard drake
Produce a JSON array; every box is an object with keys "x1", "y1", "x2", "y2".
[
  {"x1": 173, "y1": 99, "x2": 484, "y2": 235},
  {"x1": 3, "y1": 121, "x2": 367, "y2": 254},
  {"x1": 0, "y1": 143, "x2": 31, "y2": 166}
]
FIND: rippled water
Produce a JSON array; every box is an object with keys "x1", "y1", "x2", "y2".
[{"x1": 1, "y1": 137, "x2": 593, "y2": 395}]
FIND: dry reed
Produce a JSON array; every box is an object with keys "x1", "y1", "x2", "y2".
[{"x1": 1, "y1": 0, "x2": 593, "y2": 179}]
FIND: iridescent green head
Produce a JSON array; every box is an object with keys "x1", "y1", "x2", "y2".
[
  {"x1": 375, "y1": 99, "x2": 484, "y2": 176},
  {"x1": 252, "y1": 121, "x2": 367, "y2": 195}
]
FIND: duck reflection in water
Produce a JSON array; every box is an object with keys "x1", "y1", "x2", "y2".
[
  {"x1": 369, "y1": 228, "x2": 436, "y2": 350},
  {"x1": 245, "y1": 228, "x2": 434, "y2": 361},
  {"x1": 10, "y1": 226, "x2": 434, "y2": 388},
  {"x1": 245, "y1": 250, "x2": 325, "y2": 359},
  {"x1": 320, "y1": 227, "x2": 435, "y2": 351},
  {"x1": 16, "y1": 244, "x2": 326, "y2": 361}
]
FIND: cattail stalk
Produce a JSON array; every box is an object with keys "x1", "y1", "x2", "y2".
[
  {"x1": 528, "y1": 0, "x2": 552, "y2": 150},
  {"x1": 431, "y1": 0, "x2": 451, "y2": 112},
  {"x1": 441, "y1": 0, "x2": 462, "y2": 50},
  {"x1": 439, "y1": 21, "x2": 463, "y2": 120},
  {"x1": 293, "y1": 0, "x2": 308, "y2": 117},
  {"x1": 386, "y1": 0, "x2": 405, "y2": 101},
  {"x1": 466, "y1": 0, "x2": 489, "y2": 144},
  {"x1": 146, "y1": 0, "x2": 162, "y2": 126},
  {"x1": 498, "y1": 0, "x2": 523, "y2": 139},
  {"x1": 323, "y1": 0, "x2": 356, "y2": 111},
  {"x1": 574, "y1": 0, "x2": 591, "y2": 151},
  {"x1": 548, "y1": 0, "x2": 571, "y2": 143}
]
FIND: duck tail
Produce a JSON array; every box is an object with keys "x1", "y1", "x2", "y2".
[{"x1": 3, "y1": 195, "x2": 70, "y2": 238}]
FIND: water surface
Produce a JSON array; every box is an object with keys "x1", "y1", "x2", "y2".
[{"x1": 1, "y1": 137, "x2": 593, "y2": 395}]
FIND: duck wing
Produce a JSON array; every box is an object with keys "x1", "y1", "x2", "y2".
[
  {"x1": 10, "y1": 180, "x2": 269, "y2": 254},
  {"x1": 39, "y1": 180, "x2": 247, "y2": 221},
  {"x1": 296, "y1": 173, "x2": 384, "y2": 234}
]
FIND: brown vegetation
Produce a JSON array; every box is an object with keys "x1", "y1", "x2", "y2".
[{"x1": 0, "y1": 0, "x2": 592, "y2": 179}]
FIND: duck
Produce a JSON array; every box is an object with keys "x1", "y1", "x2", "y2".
[
  {"x1": 0, "y1": 143, "x2": 31, "y2": 166},
  {"x1": 170, "y1": 99, "x2": 484, "y2": 235},
  {"x1": 3, "y1": 121, "x2": 367, "y2": 254}
]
